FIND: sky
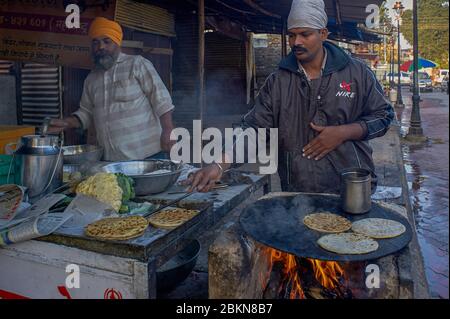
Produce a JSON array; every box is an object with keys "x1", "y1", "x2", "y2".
[{"x1": 384, "y1": 0, "x2": 413, "y2": 49}]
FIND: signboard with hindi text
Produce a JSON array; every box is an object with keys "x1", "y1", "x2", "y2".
[{"x1": 0, "y1": 0, "x2": 115, "y2": 68}]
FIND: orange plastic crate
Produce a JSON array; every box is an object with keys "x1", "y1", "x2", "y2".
[{"x1": 0, "y1": 125, "x2": 35, "y2": 154}]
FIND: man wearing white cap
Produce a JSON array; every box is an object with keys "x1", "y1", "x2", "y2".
[{"x1": 184, "y1": 0, "x2": 394, "y2": 194}]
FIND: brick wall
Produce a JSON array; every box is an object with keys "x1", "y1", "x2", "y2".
[{"x1": 254, "y1": 35, "x2": 286, "y2": 89}]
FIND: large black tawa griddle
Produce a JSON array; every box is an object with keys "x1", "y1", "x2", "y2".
[{"x1": 239, "y1": 193, "x2": 413, "y2": 262}]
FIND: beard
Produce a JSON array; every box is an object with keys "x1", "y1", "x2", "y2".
[{"x1": 94, "y1": 52, "x2": 117, "y2": 70}]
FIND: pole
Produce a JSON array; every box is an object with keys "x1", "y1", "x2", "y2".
[
  {"x1": 390, "y1": 37, "x2": 394, "y2": 88},
  {"x1": 198, "y1": 0, "x2": 205, "y2": 165},
  {"x1": 389, "y1": 43, "x2": 392, "y2": 87},
  {"x1": 281, "y1": 19, "x2": 287, "y2": 58},
  {"x1": 395, "y1": 18, "x2": 404, "y2": 107},
  {"x1": 383, "y1": 26, "x2": 387, "y2": 63},
  {"x1": 407, "y1": 0, "x2": 424, "y2": 137}
]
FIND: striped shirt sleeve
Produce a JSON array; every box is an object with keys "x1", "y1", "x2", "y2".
[
  {"x1": 135, "y1": 56, "x2": 174, "y2": 117},
  {"x1": 73, "y1": 79, "x2": 94, "y2": 130}
]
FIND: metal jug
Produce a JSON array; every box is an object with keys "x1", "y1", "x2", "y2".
[{"x1": 10, "y1": 135, "x2": 63, "y2": 201}]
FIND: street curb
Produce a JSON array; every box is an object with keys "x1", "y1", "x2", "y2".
[{"x1": 392, "y1": 124, "x2": 431, "y2": 298}]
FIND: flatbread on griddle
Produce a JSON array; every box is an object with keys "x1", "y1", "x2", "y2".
[
  {"x1": 352, "y1": 218, "x2": 406, "y2": 239},
  {"x1": 0, "y1": 184, "x2": 23, "y2": 221},
  {"x1": 85, "y1": 216, "x2": 148, "y2": 241},
  {"x1": 317, "y1": 233, "x2": 379, "y2": 255},
  {"x1": 147, "y1": 208, "x2": 199, "y2": 229},
  {"x1": 303, "y1": 212, "x2": 352, "y2": 233}
]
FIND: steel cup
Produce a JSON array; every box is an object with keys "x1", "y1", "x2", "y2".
[{"x1": 340, "y1": 168, "x2": 372, "y2": 214}]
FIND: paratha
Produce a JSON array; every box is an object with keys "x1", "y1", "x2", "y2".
[
  {"x1": 85, "y1": 216, "x2": 148, "y2": 241},
  {"x1": 303, "y1": 212, "x2": 352, "y2": 233},
  {"x1": 352, "y1": 218, "x2": 406, "y2": 239},
  {"x1": 317, "y1": 233, "x2": 379, "y2": 255},
  {"x1": 0, "y1": 184, "x2": 23, "y2": 221},
  {"x1": 147, "y1": 208, "x2": 199, "y2": 229}
]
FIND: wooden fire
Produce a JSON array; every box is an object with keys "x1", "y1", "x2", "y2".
[{"x1": 209, "y1": 222, "x2": 404, "y2": 299}]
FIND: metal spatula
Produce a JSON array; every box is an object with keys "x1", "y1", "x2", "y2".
[{"x1": 141, "y1": 190, "x2": 196, "y2": 218}]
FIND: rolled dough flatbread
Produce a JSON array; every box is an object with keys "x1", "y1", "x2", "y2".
[
  {"x1": 85, "y1": 216, "x2": 148, "y2": 241},
  {"x1": 317, "y1": 233, "x2": 379, "y2": 255},
  {"x1": 303, "y1": 212, "x2": 352, "y2": 233},
  {"x1": 352, "y1": 218, "x2": 406, "y2": 239},
  {"x1": 147, "y1": 208, "x2": 199, "y2": 229}
]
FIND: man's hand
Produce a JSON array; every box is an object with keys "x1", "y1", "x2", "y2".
[
  {"x1": 179, "y1": 164, "x2": 224, "y2": 192},
  {"x1": 159, "y1": 111, "x2": 176, "y2": 153},
  {"x1": 48, "y1": 119, "x2": 69, "y2": 133},
  {"x1": 302, "y1": 122, "x2": 364, "y2": 161},
  {"x1": 48, "y1": 117, "x2": 81, "y2": 133},
  {"x1": 160, "y1": 129, "x2": 176, "y2": 153}
]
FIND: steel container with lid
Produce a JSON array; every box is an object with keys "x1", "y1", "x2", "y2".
[{"x1": 13, "y1": 135, "x2": 63, "y2": 200}]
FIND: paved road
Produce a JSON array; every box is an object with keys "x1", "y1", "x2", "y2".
[{"x1": 396, "y1": 88, "x2": 449, "y2": 299}]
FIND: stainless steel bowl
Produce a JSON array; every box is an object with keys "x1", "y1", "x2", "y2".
[
  {"x1": 98, "y1": 160, "x2": 182, "y2": 195},
  {"x1": 63, "y1": 164, "x2": 82, "y2": 174},
  {"x1": 62, "y1": 145, "x2": 103, "y2": 164}
]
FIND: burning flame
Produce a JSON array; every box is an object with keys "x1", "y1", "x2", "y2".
[
  {"x1": 307, "y1": 259, "x2": 345, "y2": 290},
  {"x1": 266, "y1": 248, "x2": 305, "y2": 299},
  {"x1": 264, "y1": 248, "x2": 346, "y2": 299}
]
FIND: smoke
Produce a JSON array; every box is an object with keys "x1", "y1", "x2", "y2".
[{"x1": 205, "y1": 70, "x2": 247, "y2": 115}]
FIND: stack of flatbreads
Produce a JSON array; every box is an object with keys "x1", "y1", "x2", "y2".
[
  {"x1": 302, "y1": 212, "x2": 406, "y2": 255},
  {"x1": 85, "y1": 216, "x2": 148, "y2": 241},
  {"x1": 147, "y1": 208, "x2": 199, "y2": 229},
  {"x1": 0, "y1": 184, "x2": 24, "y2": 221}
]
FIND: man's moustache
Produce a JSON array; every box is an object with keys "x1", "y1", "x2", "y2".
[
  {"x1": 95, "y1": 51, "x2": 109, "y2": 57},
  {"x1": 293, "y1": 46, "x2": 307, "y2": 53}
]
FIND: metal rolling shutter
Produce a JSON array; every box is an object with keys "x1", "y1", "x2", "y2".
[
  {"x1": 0, "y1": 60, "x2": 13, "y2": 75},
  {"x1": 20, "y1": 63, "x2": 62, "y2": 125},
  {"x1": 115, "y1": 0, "x2": 175, "y2": 37},
  {"x1": 205, "y1": 32, "x2": 247, "y2": 115}
]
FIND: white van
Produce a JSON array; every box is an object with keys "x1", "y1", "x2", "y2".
[
  {"x1": 385, "y1": 72, "x2": 411, "y2": 86},
  {"x1": 436, "y1": 69, "x2": 449, "y2": 85}
]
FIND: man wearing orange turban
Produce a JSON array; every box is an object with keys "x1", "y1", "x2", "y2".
[
  {"x1": 50, "y1": 17, "x2": 176, "y2": 161},
  {"x1": 88, "y1": 16, "x2": 123, "y2": 46},
  {"x1": 87, "y1": 17, "x2": 124, "y2": 70}
]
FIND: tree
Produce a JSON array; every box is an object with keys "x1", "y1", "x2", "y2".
[
  {"x1": 401, "y1": 0, "x2": 449, "y2": 68},
  {"x1": 372, "y1": 1, "x2": 396, "y2": 64}
]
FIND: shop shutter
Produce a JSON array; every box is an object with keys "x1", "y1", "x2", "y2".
[
  {"x1": 0, "y1": 60, "x2": 13, "y2": 75},
  {"x1": 115, "y1": 0, "x2": 175, "y2": 37},
  {"x1": 19, "y1": 63, "x2": 62, "y2": 125}
]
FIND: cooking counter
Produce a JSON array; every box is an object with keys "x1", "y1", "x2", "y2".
[{"x1": 0, "y1": 171, "x2": 270, "y2": 299}]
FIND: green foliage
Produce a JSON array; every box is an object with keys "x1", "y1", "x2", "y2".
[
  {"x1": 401, "y1": 0, "x2": 449, "y2": 68},
  {"x1": 380, "y1": 1, "x2": 394, "y2": 29}
]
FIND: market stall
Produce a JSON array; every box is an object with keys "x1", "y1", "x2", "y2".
[{"x1": 0, "y1": 160, "x2": 270, "y2": 299}]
